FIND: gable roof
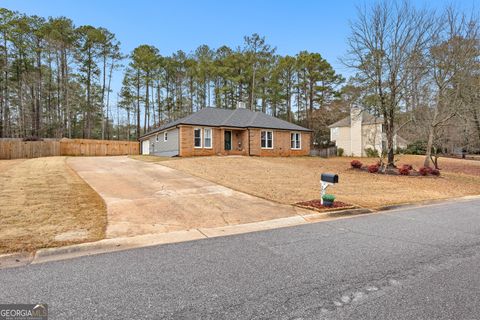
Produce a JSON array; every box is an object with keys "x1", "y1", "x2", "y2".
[
  {"x1": 140, "y1": 107, "x2": 312, "y2": 139},
  {"x1": 328, "y1": 113, "x2": 384, "y2": 128}
]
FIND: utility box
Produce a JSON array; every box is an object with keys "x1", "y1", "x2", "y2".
[{"x1": 321, "y1": 173, "x2": 339, "y2": 184}]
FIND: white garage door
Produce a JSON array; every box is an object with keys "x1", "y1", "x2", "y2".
[{"x1": 142, "y1": 140, "x2": 150, "y2": 155}]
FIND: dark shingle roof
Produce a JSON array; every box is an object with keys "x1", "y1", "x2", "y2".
[
  {"x1": 140, "y1": 107, "x2": 312, "y2": 139},
  {"x1": 328, "y1": 113, "x2": 383, "y2": 128}
]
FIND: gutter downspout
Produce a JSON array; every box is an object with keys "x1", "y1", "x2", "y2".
[
  {"x1": 177, "y1": 125, "x2": 181, "y2": 157},
  {"x1": 248, "y1": 128, "x2": 251, "y2": 156}
]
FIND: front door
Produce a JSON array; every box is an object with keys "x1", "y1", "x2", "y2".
[{"x1": 224, "y1": 131, "x2": 232, "y2": 150}]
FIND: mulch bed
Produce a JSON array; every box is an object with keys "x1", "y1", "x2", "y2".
[
  {"x1": 360, "y1": 167, "x2": 421, "y2": 176},
  {"x1": 352, "y1": 167, "x2": 439, "y2": 177},
  {"x1": 295, "y1": 199, "x2": 356, "y2": 212}
]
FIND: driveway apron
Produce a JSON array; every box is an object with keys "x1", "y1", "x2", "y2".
[{"x1": 68, "y1": 156, "x2": 303, "y2": 238}]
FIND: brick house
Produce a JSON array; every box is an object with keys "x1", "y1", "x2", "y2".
[{"x1": 139, "y1": 107, "x2": 312, "y2": 157}]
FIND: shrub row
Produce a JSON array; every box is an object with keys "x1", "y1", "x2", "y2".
[
  {"x1": 350, "y1": 160, "x2": 440, "y2": 176},
  {"x1": 350, "y1": 160, "x2": 363, "y2": 169},
  {"x1": 419, "y1": 166, "x2": 440, "y2": 176}
]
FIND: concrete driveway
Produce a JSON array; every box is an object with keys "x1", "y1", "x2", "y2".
[{"x1": 68, "y1": 156, "x2": 305, "y2": 238}]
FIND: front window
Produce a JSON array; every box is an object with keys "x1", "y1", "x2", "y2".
[
  {"x1": 291, "y1": 132, "x2": 301, "y2": 149},
  {"x1": 261, "y1": 130, "x2": 273, "y2": 149},
  {"x1": 164, "y1": 132, "x2": 168, "y2": 141},
  {"x1": 194, "y1": 128, "x2": 202, "y2": 148},
  {"x1": 204, "y1": 128, "x2": 212, "y2": 148}
]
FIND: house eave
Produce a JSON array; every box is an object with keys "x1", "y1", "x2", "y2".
[{"x1": 139, "y1": 126, "x2": 179, "y2": 141}]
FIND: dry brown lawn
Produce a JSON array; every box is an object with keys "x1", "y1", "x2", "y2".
[
  {"x1": 160, "y1": 155, "x2": 480, "y2": 209},
  {"x1": 0, "y1": 157, "x2": 106, "y2": 254}
]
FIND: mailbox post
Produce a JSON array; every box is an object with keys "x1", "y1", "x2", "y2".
[{"x1": 320, "y1": 173, "x2": 339, "y2": 204}]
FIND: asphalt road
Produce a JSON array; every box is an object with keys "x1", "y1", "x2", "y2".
[{"x1": 1, "y1": 199, "x2": 480, "y2": 319}]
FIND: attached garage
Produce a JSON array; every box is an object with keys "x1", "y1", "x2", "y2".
[{"x1": 141, "y1": 128, "x2": 179, "y2": 157}]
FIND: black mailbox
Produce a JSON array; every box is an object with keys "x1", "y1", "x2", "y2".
[{"x1": 321, "y1": 173, "x2": 338, "y2": 184}]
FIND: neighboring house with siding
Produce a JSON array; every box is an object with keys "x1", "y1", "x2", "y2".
[
  {"x1": 139, "y1": 107, "x2": 312, "y2": 157},
  {"x1": 329, "y1": 107, "x2": 407, "y2": 157}
]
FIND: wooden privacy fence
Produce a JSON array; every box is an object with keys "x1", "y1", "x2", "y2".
[
  {"x1": 0, "y1": 138, "x2": 140, "y2": 159},
  {"x1": 310, "y1": 146, "x2": 338, "y2": 158},
  {"x1": 60, "y1": 139, "x2": 140, "y2": 157},
  {"x1": 0, "y1": 139, "x2": 60, "y2": 159}
]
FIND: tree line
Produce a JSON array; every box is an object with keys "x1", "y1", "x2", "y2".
[
  {"x1": 0, "y1": 8, "x2": 121, "y2": 140},
  {"x1": 119, "y1": 34, "x2": 344, "y2": 140},
  {"x1": 0, "y1": 7, "x2": 345, "y2": 143}
]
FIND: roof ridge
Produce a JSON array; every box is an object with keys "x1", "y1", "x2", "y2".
[
  {"x1": 140, "y1": 106, "x2": 312, "y2": 139},
  {"x1": 247, "y1": 110, "x2": 260, "y2": 126},
  {"x1": 220, "y1": 108, "x2": 239, "y2": 126}
]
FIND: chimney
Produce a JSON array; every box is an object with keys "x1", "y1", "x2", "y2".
[
  {"x1": 237, "y1": 101, "x2": 246, "y2": 109},
  {"x1": 350, "y1": 105, "x2": 362, "y2": 121},
  {"x1": 350, "y1": 105, "x2": 363, "y2": 156}
]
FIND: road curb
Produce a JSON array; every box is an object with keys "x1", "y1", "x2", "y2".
[
  {"x1": 0, "y1": 252, "x2": 34, "y2": 269},
  {"x1": 32, "y1": 229, "x2": 206, "y2": 265},
  {"x1": 301, "y1": 208, "x2": 373, "y2": 222},
  {"x1": 374, "y1": 194, "x2": 480, "y2": 212},
  {"x1": 30, "y1": 216, "x2": 312, "y2": 265},
  {"x1": 199, "y1": 215, "x2": 308, "y2": 238},
  {"x1": 4, "y1": 195, "x2": 479, "y2": 268},
  {"x1": 28, "y1": 211, "x2": 372, "y2": 265}
]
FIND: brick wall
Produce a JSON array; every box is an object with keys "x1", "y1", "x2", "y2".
[
  {"x1": 179, "y1": 126, "x2": 249, "y2": 157},
  {"x1": 179, "y1": 125, "x2": 310, "y2": 157},
  {"x1": 248, "y1": 129, "x2": 311, "y2": 156}
]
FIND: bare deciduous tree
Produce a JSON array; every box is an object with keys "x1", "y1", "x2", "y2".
[
  {"x1": 343, "y1": 0, "x2": 434, "y2": 167},
  {"x1": 421, "y1": 8, "x2": 479, "y2": 167}
]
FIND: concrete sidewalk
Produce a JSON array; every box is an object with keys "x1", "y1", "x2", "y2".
[{"x1": 68, "y1": 156, "x2": 310, "y2": 238}]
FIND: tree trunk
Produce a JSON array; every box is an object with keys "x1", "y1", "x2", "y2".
[
  {"x1": 106, "y1": 57, "x2": 114, "y2": 139},
  {"x1": 151, "y1": 83, "x2": 155, "y2": 126},
  {"x1": 86, "y1": 46, "x2": 92, "y2": 139},
  {"x1": 136, "y1": 70, "x2": 141, "y2": 138},
  {"x1": 127, "y1": 106, "x2": 131, "y2": 141},
  {"x1": 261, "y1": 78, "x2": 266, "y2": 113},
  {"x1": 424, "y1": 97, "x2": 441, "y2": 167},
  {"x1": 286, "y1": 82, "x2": 292, "y2": 122},
  {"x1": 1, "y1": 33, "x2": 8, "y2": 137},
  {"x1": 157, "y1": 81, "x2": 162, "y2": 123},
  {"x1": 308, "y1": 80, "x2": 314, "y2": 128},
  {"x1": 36, "y1": 43, "x2": 42, "y2": 137},
  {"x1": 387, "y1": 107, "x2": 395, "y2": 167},
  {"x1": 250, "y1": 67, "x2": 256, "y2": 111},
  {"x1": 101, "y1": 52, "x2": 107, "y2": 140},
  {"x1": 64, "y1": 50, "x2": 71, "y2": 138},
  {"x1": 473, "y1": 107, "x2": 480, "y2": 143},
  {"x1": 144, "y1": 72, "x2": 149, "y2": 134}
]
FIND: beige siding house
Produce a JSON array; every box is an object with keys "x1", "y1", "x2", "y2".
[{"x1": 329, "y1": 107, "x2": 407, "y2": 157}]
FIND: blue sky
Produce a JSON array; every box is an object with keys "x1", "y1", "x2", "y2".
[{"x1": 2, "y1": 0, "x2": 478, "y2": 95}]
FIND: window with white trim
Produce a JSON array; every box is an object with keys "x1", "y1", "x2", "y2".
[
  {"x1": 194, "y1": 128, "x2": 202, "y2": 148},
  {"x1": 204, "y1": 128, "x2": 212, "y2": 148},
  {"x1": 164, "y1": 132, "x2": 168, "y2": 141},
  {"x1": 261, "y1": 130, "x2": 273, "y2": 149},
  {"x1": 291, "y1": 132, "x2": 301, "y2": 149}
]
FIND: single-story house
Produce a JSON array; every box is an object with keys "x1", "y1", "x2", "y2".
[
  {"x1": 329, "y1": 107, "x2": 407, "y2": 157},
  {"x1": 139, "y1": 107, "x2": 312, "y2": 157}
]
